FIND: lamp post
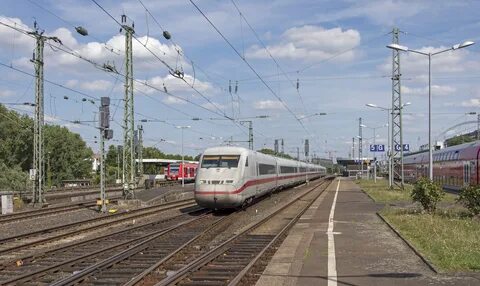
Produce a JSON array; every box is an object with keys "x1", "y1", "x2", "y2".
[
  {"x1": 176, "y1": 125, "x2": 191, "y2": 187},
  {"x1": 366, "y1": 102, "x2": 411, "y2": 187},
  {"x1": 360, "y1": 124, "x2": 387, "y2": 183},
  {"x1": 387, "y1": 40, "x2": 474, "y2": 180}
]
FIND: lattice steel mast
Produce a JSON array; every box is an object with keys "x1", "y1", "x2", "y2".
[
  {"x1": 29, "y1": 22, "x2": 61, "y2": 205},
  {"x1": 121, "y1": 15, "x2": 135, "y2": 199},
  {"x1": 391, "y1": 27, "x2": 404, "y2": 189}
]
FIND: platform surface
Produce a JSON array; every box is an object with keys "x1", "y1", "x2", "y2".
[{"x1": 255, "y1": 178, "x2": 479, "y2": 286}]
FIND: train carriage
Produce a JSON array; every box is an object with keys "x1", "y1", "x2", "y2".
[
  {"x1": 402, "y1": 141, "x2": 480, "y2": 189},
  {"x1": 194, "y1": 146, "x2": 326, "y2": 209}
]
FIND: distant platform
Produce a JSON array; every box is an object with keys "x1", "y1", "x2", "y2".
[{"x1": 255, "y1": 178, "x2": 477, "y2": 286}]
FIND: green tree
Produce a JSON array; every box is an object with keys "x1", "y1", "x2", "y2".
[
  {"x1": 0, "y1": 162, "x2": 29, "y2": 193},
  {"x1": 445, "y1": 134, "x2": 474, "y2": 147},
  {"x1": 0, "y1": 105, "x2": 33, "y2": 170},
  {"x1": 44, "y1": 125, "x2": 94, "y2": 186}
]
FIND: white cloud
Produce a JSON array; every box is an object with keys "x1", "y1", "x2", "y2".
[
  {"x1": 137, "y1": 73, "x2": 215, "y2": 97},
  {"x1": 246, "y1": 25, "x2": 360, "y2": 61},
  {"x1": 253, "y1": 100, "x2": 286, "y2": 110},
  {"x1": 0, "y1": 90, "x2": 14, "y2": 97},
  {"x1": 80, "y1": 80, "x2": 112, "y2": 91},
  {"x1": 0, "y1": 16, "x2": 34, "y2": 54},
  {"x1": 163, "y1": 95, "x2": 187, "y2": 105},
  {"x1": 403, "y1": 85, "x2": 456, "y2": 96},
  {"x1": 460, "y1": 98, "x2": 480, "y2": 107},
  {"x1": 1, "y1": 16, "x2": 187, "y2": 73},
  {"x1": 64, "y1": 79, "x2": 112, "y2": 91}
]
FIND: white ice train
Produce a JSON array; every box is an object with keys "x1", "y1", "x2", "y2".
[{"x1": 194, "y1": 146, "x2": 327, "y2": 209}]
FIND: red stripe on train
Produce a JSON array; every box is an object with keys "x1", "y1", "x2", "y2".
[{"x1": 194, "y1": 172, "x2": 323, "y2": 195}]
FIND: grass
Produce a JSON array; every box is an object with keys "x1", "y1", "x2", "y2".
[
  {"x1": 357, "y1": 178, "x2": 457, "y2": 204},
  {"x1": 382, "y1": 208, "x2": 480, "y2": 272}
]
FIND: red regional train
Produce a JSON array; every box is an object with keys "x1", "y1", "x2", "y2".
[
  {"x1": 165, "y1": 162, "x2": 198, "y2": 182},
  {"x1": 403, "y1": 141, "x2": 480, "y2": 189}
]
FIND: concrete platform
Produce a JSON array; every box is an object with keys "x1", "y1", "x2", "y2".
[
  {"x1": 256, "y1": 178, "x2": 479, "y2": 286},
  {"x1": 135, "y1": 183, "x2": 194, "y2": 203}
]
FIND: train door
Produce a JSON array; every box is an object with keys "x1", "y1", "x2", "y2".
[{"x1": 463, "y1": 161, "x2": 471, "y2": 186}]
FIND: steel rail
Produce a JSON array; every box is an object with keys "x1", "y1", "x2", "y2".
[
  {"x1": 0, "y1": 207, "x2": 204, "y2": 269},
  {"x1": 1, "y1": 211, "x2": 211, "y2": 285},
  {"x1": 48, "y1": 213, "x2": 222, "y2": 286},
  {"x1": 0, "y1": 199, "x2": 196, "y2": 255},
  {"x1": 154, "y1": 177, "x2": 334, "y2": 286}
]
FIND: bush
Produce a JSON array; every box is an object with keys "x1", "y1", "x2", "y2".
[
  {"x1": 411, "y1": 177, "x2": 444, "y2": 213},
  {"x1": 458, "y1": 185, "x2": 480, "y2": 216}
]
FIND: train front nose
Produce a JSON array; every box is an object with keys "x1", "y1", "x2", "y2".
[{"x1": 194, "y1": 183, "x2": 242, "y2": 209}]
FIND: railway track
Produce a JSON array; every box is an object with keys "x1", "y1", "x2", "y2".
[
  {"x1": 0, "y1": 177, "x2": 332, "y2": 285},
  {"x1": 0, "y1": 199, "x2": 197, "y2": 259},
  {"x1": 0, "y1": 207, "x2": 210, "y2": 285},
  {"x1": 148, "y1": 177, "x2": 334, "y2": 286},
  {"x1": 0, "y1": 197, "x2": 121, "y2": 224},
  {"x1": 39, "y1": 177, "x2": 331, "y2": 286}
]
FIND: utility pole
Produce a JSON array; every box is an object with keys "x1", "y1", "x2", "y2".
[
  {"x1": 29, "y1": 22, "x2": 61, "y2": 206},
  {"x1": 358, "y1": 118, "x2": 363, "y2": 178},
  {"x1": 274, "y1": 139, "x2": 279, "y2": 154},
  {"x1": 281, "y1": 139, "x2": 284, "y2": 154},
  {"x1": 121, "y1": 14, "x2": 135, "y2": 199},
  {"x1": 239, "y1": 120, "x2": 253, "y2": 150},
  {"x1": 391, "y1": 27, "x2": 404, "y2": 189},
  {"x1": 116, "y1": 145, "x2": 122, "y2": 184},
  {"x1": 296, "y1": 147, "x2": 300, "y2": 160},
  {"x1": 137, "y1": 125, "x2": 144, "y2": 177}
]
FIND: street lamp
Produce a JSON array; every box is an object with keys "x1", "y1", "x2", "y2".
[
  {"x1": 361, "y1": 124, "x2": 387, "y2": 183},
  {"x1": 387, "y1": 40, "x2": 474, "y2": 180},
  {"x1": 366, "y1": 102, "x2": 411, "y2": 187},
  {"x1": 176, "y1": 125, "x2": 191, "y2": 187}
]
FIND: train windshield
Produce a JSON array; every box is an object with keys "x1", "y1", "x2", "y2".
[{"x1": 201, "y1": 155, "x2": 240, "y2": 168}]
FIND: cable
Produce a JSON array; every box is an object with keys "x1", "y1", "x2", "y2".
[
  {"x1": 25, "y1": 0, "x2": 121, "y2": 55},
  {"x1": 230, "y1": 0, "x2": 307, "y2": 114},
  {"x1": 90, "y1": 0, "x2": 255, "y2": 139},
  {"x1": 0, "y1": 61, "x2": 99, "y2": 101},
  {"x1": 189, "y1": 0, "x2": 309, "y2": 135}
]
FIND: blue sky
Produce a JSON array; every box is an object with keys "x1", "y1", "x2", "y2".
[{"x1": 1, "y1": 0, "x2": 480, "y2": 159}]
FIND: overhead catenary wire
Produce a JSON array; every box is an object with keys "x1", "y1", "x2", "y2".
[
  {"x1": 90, "y1": 0, "x2": 263, "y2": 141},
  {"x1": 0, "y1": 20, "x2": 234, "y2": 123},
  {"x1": 1, "y1": 10, "x2": 267, "y2": 144},
  {"x1": 188, "y1": 0, "x2": 310, "y2": 135},
  {"x1": 24, "y1": 0, "x2": 122, "y2": 55},
  {"x1": 229, "y1": 0, "x2": 308, "y2": 114}
]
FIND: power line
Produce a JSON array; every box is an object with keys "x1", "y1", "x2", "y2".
[
  {"x1": 90, "y1": 0, "x2": 257, "y2": 140},
  {"x1": 189, "y1": 0, "x2": 309, "y2": 135},
  {"x1": 136, "y1": 0, "x2": 232, "y2": 95},
  {"x1": 25, "y1": 0, "x2": 122, "y2": 55},
  {"x1": 0, "y1": 61, "x2": 99, "y2": 101},
  {"x1": 229, "y1": 0, "x2": 307, "y2": 114}
]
